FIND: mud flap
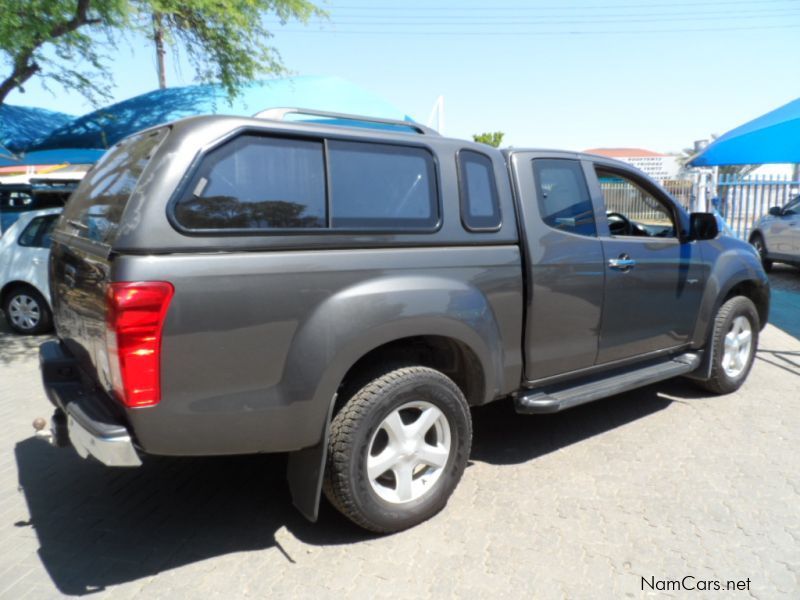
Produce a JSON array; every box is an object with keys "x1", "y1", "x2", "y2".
[
  {"x1": 684, "y1": 346, "x2": 712, "y2": 381},
  {"x1": 286, "y1": 394, "x2": 336, "y2": 522}
]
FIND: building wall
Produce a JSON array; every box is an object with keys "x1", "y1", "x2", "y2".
[
  {"x1": 583, "y1": 148, "x2": 681, "y2": 180},
  {"x1": 617, "y1": 155, "x2": 681, "y2": 180}
]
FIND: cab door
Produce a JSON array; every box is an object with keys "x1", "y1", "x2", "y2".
[
  {"x1": 510, "y1": 152, "x2": 606, "y2": 381},
  {"x1": 587, "y1": 163, "x2": 705, "y2": 364}
]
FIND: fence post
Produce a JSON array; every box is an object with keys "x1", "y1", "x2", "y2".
[
  {"x1": 697, "y1": 171, "x2": 707, "y2": 212},
  {"x1": 711, "y1": 166, "x2": 719, "y2": 200}
]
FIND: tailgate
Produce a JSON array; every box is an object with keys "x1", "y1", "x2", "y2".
[
  {"x1": 50, "y1": 238, "x2": 114, "y2": 390},
  {"x1": 50, "y1": 127, "x2": 168, "y2": 391}
]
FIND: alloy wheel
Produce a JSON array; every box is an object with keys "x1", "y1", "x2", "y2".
[
  {"x1": 722, "y1": 315, "x2": 753, "y2": 378},
  {"x1": 367, "y1": 401, "x2": 452, "y2": 504}
]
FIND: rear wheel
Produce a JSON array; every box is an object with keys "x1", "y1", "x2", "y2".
[
  {"x1": 3, "y1": 286, "x2": 52, "y2": 335},
  {"x1": 323, "y1": 366, "x2": 472, "y2": 533},
  {"x1": 749, "y1": 233, "x2": 772, "y2": 272},
  {"x1": 697, "y1": 296, "x2": 759, "y2": 394}
]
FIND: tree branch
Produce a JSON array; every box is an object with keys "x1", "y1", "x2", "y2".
[
  {"x1": 0, "y1": 60, "x2": 40, "y2": 102},
  {"x1": 50, "y1": 0, "x2": 94, "y2": 39},
  {"x1": 0, "y1": 0, "x2": 99, "y2": 104}
]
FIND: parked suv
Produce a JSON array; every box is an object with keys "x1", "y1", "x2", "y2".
[
  {"x1": 749, "y1": 195, "x2": 800, "y2": 270},
  {"x1": 38, "y1": 110, "x2": 769, "y2": 532}
]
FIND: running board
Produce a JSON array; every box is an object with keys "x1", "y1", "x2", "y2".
[{"x1": 514, "y1": 352, "x2": 701, "y2": 414}]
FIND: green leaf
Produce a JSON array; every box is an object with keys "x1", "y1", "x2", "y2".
[
  {"x1": 0, "y1": 0, "x2": 325, "y2": 105},
  {"x1": 472, "y1": 132, "x2": 505, "y2": 148}
]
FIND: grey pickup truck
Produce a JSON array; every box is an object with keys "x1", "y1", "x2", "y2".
[{"x1": 38, "y1": 109, "x2": 769, "y2": 532}]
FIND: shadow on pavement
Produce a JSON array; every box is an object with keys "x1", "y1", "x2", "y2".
[
  {"x1": 0, "y1": 314, "x2": 52, "y2": 365},
  {"x1": 12, "y1": 377, "x2": 702, "y2": 595},
  {"x1": 14, "y1": 442, "x2": 370, "y2": 596},
  {"x1": 469, "y1": 378, "x2": 707, "y2": 465},
  {"x1": 755, "y1": 348, "x2": 800, "y2": 376}
]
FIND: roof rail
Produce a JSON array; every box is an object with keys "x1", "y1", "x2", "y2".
[{"x1": 253, "y1": 107, "x2": 440, "y2": 136}]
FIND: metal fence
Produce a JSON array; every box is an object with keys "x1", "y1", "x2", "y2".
[
  {"x1": 601, "y1": 179, "x2": 692, "y2": 225},
  {"x1": 662, "y1": 179, "x2": 694, "y2": 210},
  {"x1": 601, "y1": 183, "x2": 660, "y2": 223},
  {"x1": 598, "y1": 170, "x2": 799, "y2": 241},
  {"x1": 716, "y1": 174, "x2": 799, "y2": 239}
]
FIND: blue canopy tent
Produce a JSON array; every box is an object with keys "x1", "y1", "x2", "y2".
[
  {"x1": 1, "y1": 105, "x2": 96, "y2": 169},
  {"x1": 0, "y1": 147, "x2": 104, "y2": 169},
  {"x1": 0, "y1": 105, "x2": 74, "y2": 154},
  {"x1": 691, "y1": 97, "x2": 800, "y2": 166},
  {"x1": 0, "y1": 145, "x2": 19, "y2": 167},
  {"x1": 16, "y1": 148, "x2": 105, "y2": 165},
  {"x1": 688, "y1": 97, "x2": 800, "y2": 340},
  {"x1": 32, "y1": 76, "x2": 412, "y2": 152}
]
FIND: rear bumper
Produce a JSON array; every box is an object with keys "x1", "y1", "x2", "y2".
[{"x1": 39, "y1": 340, "x2": 141, "y2": 467}]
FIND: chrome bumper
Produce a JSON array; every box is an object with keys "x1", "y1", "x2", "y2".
[
  {"x1": 40, "y1": 340, "x2": 142, "y2": 468},
  {"x1": 67, "y1": 410, "x2": 142, "y2": 467}
]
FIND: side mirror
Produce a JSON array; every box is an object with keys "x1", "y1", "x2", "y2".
[
  {"x1": 768, "y1": 206, "x2": 783, "y2": 216},
  {"x1": 689, "y1": 212, "x2": 719, "y2": 241}
]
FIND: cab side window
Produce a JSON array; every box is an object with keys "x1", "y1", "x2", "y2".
[
  {"x1": 595, "y1": 168, "x2": 676, "y2": 238},
  {"x1": 459, "y1": 150, "x2": 501, "y2": 231},
  {"x1": 532, "y1": 158, "x2": 596, "y2": 236}
]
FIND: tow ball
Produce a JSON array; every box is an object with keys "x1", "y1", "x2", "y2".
[{"x1": 32, "y1": 410, "x2": 70, "y2": 447}]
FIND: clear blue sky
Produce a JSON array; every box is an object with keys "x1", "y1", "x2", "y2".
[{"x1": 7, "y1": 0, "x2": 800, "y2": 153}]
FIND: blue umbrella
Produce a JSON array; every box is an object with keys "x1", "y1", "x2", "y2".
[
  {"x1": 691, "y1": 97, "x2": 800, "y2": 166},
  {"x1": 32, "y1": 76, "x2": 412, "y2": 152}
]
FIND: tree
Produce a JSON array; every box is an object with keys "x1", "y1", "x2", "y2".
[
  {"x1": 472, "y1": 132, "x2": 504, "y2": 148},
  {"x1": 0, "y1": 0, "x2": 323, "y2": 106}
]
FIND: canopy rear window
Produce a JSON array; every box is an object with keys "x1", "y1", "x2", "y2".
[{"x1": 60, "y1": 128, "x2": 168, "y2": 245}]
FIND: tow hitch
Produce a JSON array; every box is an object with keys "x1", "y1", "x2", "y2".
[{"x1": 32, "y1": 410, "x2": 70, "y2": 447}]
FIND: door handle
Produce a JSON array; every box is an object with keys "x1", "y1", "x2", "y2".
[{"x1": 608, "y1": 254, "x2": 636, "y2": 271}]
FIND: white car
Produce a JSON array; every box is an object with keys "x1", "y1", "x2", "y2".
[
  {"x1": 749, "y1": 196, "x2": 800, "y2": 271},
  {"x1": 0, "y1": 207, "x2": 61, "y2": 334}
]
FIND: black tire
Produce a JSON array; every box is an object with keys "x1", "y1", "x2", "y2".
[
  {"x1": 2, "y1": 285, "x2": 52, "y2": 335},
  {"x1": 323, "y1": 366, "x2": 472, "y2": 533},
  {"x1": 749, "y1": 233, "x2": 772, "y2": 272},
  {"x1": 696, "y1": 296, "x2": 759, "y2": 395}
]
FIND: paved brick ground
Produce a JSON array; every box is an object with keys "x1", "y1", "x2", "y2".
[{"x1": 0, "y1": 269, "x2": 798, "y2": 599}]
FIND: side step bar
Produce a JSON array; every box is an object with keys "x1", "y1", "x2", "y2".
[{"x1": 514, "y1": 352, "x2": 701, "y2": 414}]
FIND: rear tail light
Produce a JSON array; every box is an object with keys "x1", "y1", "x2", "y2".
[{"x1": 105, "y1": 282, "x2": 174, "y2": 408}]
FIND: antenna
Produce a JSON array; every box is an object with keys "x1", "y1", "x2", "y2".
[{"x1": 426, "y1": 96, "x2": 445, "y2": 134}]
